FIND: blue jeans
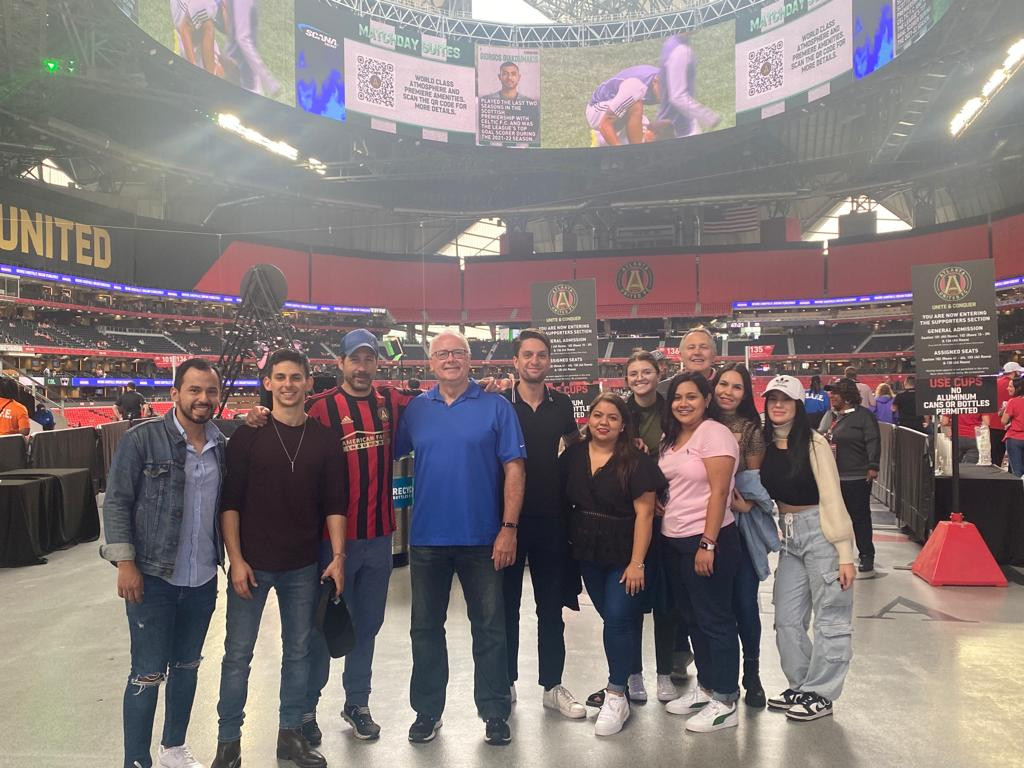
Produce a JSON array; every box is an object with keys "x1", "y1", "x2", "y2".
[
  {"x1": 663, "y1": 524, "x2": 741, "y2": 703},
  {"x1": 580, "y1": 561, "x2": 643, "y2": 692},
  {"x1": 217, "y1": 562, "x2": 318, "y2": 741},
  {"x1": 123, "y1": 574, "x2": 217, "y2": 768},
  {"x1": 306, "y1": 535, "x2": 393, "y2": 712},
  {"x1": 733, "y1": 542, "x2": 761, "y2": 661},
  {"x1": 1007, "y1": 438, "x2": 1024, "y2": 477},
  {"x1": 409, "y1": 545, "x2": 510, "y2": 720}
]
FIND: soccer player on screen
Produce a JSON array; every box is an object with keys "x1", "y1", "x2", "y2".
[
  {"x1": 585, "y1": 66, "x2": 663, "y2": 147},
  {"x1": 657, "y1": 33, "x2": 721, "y2": 138},
  {"x1": 483, "y1": 61, "x2": 536, "y2": 102},
  {"x1": 224, "y1": 0, "x2": 282, "y2": 98}
]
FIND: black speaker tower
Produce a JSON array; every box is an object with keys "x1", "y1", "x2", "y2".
[{"x1": 215, "y1": 264, "x2": 296, "y2": 417}]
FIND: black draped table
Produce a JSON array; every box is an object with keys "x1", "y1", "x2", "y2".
[
  {"x1": 934, "y1": 465, "x2": 1024, "y2": 566},
  {"x1": 0, "y1": 468, "x2": 99, "y2": 567}
]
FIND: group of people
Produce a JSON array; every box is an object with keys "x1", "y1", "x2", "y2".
[{"x1": 102, "y1": 326, "x2": 861, "y2": 768}]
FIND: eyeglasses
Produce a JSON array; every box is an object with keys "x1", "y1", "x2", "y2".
[{"x1": 431, "y1": 348, "x2": 470, "y2": 360}]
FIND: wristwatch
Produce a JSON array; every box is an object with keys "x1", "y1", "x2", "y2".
[
  {"x1": 698, "y1": 537, "x2": 717, "y2": 551},
  {"x1": 502, "y1": 521, "x2": 518, "y2": 530}
]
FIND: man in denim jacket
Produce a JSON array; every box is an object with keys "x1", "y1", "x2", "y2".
[{"x1": 101, "y1": 358, "x2": 226, "y2": 768}]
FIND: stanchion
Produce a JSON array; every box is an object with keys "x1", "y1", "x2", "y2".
[{"x1": 911, "y1": 413, "x2": 1008, "y2": 587}]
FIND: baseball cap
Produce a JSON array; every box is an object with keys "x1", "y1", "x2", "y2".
[
  {"x1": 315, "y1": 581, "x2": 355, "y2": 659},
  {"x1": 763, "y1": 375, "x2": 805, "y2": 401},
  {"x1": 1003, "y1": 361, "x2": 1022, "y2": 374},
  {"x1": 340, "y1": 329, "x2": 380, "y2": 358}
]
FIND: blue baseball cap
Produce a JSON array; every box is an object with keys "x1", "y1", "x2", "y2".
[{"x1": 340, "y1": 329, "x2": 380, "y2": 358}]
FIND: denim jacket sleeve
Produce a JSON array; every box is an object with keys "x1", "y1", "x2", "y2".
[{"x1": 99, "y1": 428, "x2": 144, "y2": 565}]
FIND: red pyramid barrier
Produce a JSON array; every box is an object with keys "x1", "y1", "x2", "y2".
[{"x1": 912, "y1": 514, "x2": 1008, "y2": 587}]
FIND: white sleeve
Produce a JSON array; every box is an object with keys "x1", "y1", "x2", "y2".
[
  {"x1": 606, "y1": 78, "x2": 647, "y2": 118},
  {"x1": 665, "y1": 45, "x2": 716, "y2": 123}
]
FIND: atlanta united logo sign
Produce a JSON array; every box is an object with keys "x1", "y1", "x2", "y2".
[
  {"x1": 934, "y1": 266, "x2": 972, "y2": 302},
  {"x1": 547, "y1": 283, "x2": 579, "y2": 316},
  {"x1": 617, "y1": 261, "x2": 653, "y2": 300}
]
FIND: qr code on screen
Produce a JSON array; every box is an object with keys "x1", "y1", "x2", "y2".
[
  {"x1": 747, "y1": 39, "x2": 784, "y2": 97},
  {"x1": 356, "y1": 55, "x2": 395, "y2": 108}
]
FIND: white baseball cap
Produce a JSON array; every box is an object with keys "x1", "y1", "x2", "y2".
[
  {"x1": 763, "y1": 375, "x2": 805, "y2": 402},
  {"x1": 1002, "y1": 361, "x2": 1022, "y2": 374}
]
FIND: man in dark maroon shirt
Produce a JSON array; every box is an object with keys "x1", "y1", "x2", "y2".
[{"x1": 211, "y1": 350, "x2": 347, "y2": 768}]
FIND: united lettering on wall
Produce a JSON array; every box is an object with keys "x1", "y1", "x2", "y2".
[{"x1": 0, "y1": 202, "x2": 112, "y2": 269}]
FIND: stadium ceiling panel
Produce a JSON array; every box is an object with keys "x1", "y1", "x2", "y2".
[
  {"x1": 520, "y1": 0, "x2": 698, "y2": 24},
  {"x1": 326, "y1": 0, "x2": 763, "y2": 45}
]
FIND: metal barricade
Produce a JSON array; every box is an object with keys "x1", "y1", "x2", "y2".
[
  {"x1": 872, "y1": 423, "x2": 896, "y2": 509},
  {"x1": 893, "y1": 426, "x2": 935, "y2": 542}
]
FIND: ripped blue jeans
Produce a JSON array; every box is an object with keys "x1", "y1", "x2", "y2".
[
  {"x1": 773, "y1": 509, "x2": 853, "y2": 702},
  {"x1": 123, "y1": 574, "x2": 217, "y2": 768}
]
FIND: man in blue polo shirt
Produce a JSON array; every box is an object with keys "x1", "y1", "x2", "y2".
[{"x1": 395, "y1": 329, "x2": 526, "y2": 747}]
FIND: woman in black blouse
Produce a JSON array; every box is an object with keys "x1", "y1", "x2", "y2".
[{"x1": 561, "y1": 393, "x2": 666, "y2": 737}]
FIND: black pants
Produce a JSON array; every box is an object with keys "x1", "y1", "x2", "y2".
[
  {"x1": 662, "y1": 525, "x2": 741, "y2": 700},
  {"x1": 840, "y1": 478, "x2": 875, "y2": 561},
  {"x1": 990, "y1": 428, "x2": 1007, "y2": 468},
  {"x1": 502, "y1": 516, "x2": 569, "y2": 689}
]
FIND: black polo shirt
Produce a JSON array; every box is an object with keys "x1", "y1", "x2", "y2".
[{"x1": 503, "y1": 385, "x2": 579, "y2": 517}]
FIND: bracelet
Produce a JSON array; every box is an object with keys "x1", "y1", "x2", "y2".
[
  {"x1": 333, "y1": 552, "x2": 345, "y2": 559},
  {"x1": 700, "y1": 535, "x2": 716, "y2": 545},
  {"x1": 631, "y1": 562, "x2": 646, "y2": 570},
  {"x1": 502, "y1": 521, "x2": 518, "y2": 529}
]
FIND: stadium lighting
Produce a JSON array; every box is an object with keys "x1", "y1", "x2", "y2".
[
  {"x1": 216, "y1": 113, "x2": 299, "y2": 161},
  {"x1": 950, "y1": 38, "x2": 1024, "y2": 138}
]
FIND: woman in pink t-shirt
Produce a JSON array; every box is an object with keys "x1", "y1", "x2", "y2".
[{"x1": 656, "y1": 371, "x2": 741, "y2": 733}]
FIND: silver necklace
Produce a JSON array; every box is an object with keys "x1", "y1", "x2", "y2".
[{"x1": 271, "y1": 415, "x2": 307, "y2": 473}]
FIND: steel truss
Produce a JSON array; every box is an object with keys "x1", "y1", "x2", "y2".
[{"x1": 322, "y1": 0, "x2": 764, "y2": 46}]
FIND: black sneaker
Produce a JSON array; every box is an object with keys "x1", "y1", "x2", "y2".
[
  {"x1": 408, "y1": 714, "x2": 442, "y2": 743},
  {"x1": 859, "y1": 557, "x2": 875, "y2": 573},
  {"x1": 785, "y1": 693, "x2": 834, "y2": 721},
  {"x1": 767, "y1": 688, "x2": 803, "y2": 711},
  {"x1": 484, "y1": 718, "x2": 511, "y2": 746},
  {"x1": 299, "y1": 718, "x2": 322, "y2": 747},
  {"x1": 342, "y1": 704, "x2": 381, "y2": 741},
  {"x1": 586, "y1": 688, "x2": 605, "y2": 708}
]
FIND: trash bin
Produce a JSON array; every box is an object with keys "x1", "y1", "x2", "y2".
[{"x1": 392, "y1": 455, "x2": 413, "y2": 567}]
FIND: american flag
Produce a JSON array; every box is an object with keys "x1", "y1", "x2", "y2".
[{"x1": 701, "y1": 205, "x2": 761, "y2": 235}]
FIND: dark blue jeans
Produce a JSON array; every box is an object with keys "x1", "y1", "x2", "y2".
[
  {"x1": 580, "y1": 561, "x2": 643, "y2": 692},
  {"x1": 663, "y1": 524, "x2": 741, "y2": 703},
  {"x1": 733, "y1": 541, "x2": 761, "y2": 661},
  {"x1": 217, "y1": 562, "x2": 318, "y2": 741},
  {"x1": 409, "y1": 545, "x2": 510, "y2": 721},
  {"x1": 1007, "y1": 438, "x2": 1024, "y2": 477},
  {"x1": 123, "y1": 574, "x2": 217, "y2": 768},
  {"x1": 306, "y1": 535, "x2": 393, "y2": 712}
]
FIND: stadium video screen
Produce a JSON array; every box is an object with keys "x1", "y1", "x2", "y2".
[{"x1": 122, "y1": 0, "x2": 952, "y2": 148}]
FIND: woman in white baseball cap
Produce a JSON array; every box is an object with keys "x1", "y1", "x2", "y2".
[{"x1": 759, "y1": 375, "x2": 856, "y2": 723}]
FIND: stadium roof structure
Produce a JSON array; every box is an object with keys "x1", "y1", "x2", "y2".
[{"x1": 0, "y1": 0, "x2": 1021, "y2": 254}]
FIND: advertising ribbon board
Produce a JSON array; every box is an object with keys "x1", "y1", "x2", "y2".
[
  {"x1": 531, "y1": 279, "x2": 599, "y2": 382},
  {"x1": 912, "y1": 259, "x2": 998, "y2": 415}
]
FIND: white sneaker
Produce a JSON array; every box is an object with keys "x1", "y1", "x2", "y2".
[
  {"x1": 510, "y1": 683, "x2": 517, "y2": 703},
  {"x1": 543, "y1": 685, "x2": 587, "y2": 719},
  {"x1": 594, "y1": 692, "x2": 630, "y2": 736},
  {"x1": 666, "y1": 685, "x2": 711, "y2": 715},
  {"x1": 157, "y1": 744, "x2": 204, "y2": 768},
  {"x1": 627, "y1": 673, "x2": 647, "y2": 702},
  {"x1": 656, "y1": 674, "x2": 677, "y2": 702},
  {"x1": 685, "y1": 699, "x2": 738, "y2": 732}
]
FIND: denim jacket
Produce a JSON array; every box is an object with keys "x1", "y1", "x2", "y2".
[
  {"x1": 733, "y1": 469, "x2": 781, "y2": 581},
  {"x1": 100, "y1": 410, "x2": 226, "y2": 579}
]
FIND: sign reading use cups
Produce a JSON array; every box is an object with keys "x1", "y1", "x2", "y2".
[{"x1": 912, "y1": 260, "x2": 998, "y2": 414}]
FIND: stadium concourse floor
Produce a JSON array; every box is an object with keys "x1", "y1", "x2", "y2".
[{"x1": 1, "y1": 504, "x2": 1022, "y2": 768}]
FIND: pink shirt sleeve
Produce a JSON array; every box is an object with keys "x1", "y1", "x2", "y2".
[{"x1": 694, "y1": 420, "x2": 741, "y2": 464}]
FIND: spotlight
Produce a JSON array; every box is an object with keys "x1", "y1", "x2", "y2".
[{"x1": 950, "y1": 38, "x2": 1024, "y2": 137}]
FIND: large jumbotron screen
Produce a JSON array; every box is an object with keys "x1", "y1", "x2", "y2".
[{"x1": 126, "y1": 0, "x2": 950, "y2": 148}]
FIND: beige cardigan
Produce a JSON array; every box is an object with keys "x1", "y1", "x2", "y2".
[{"x1": 773, "y1": 422, "x2": 856, "y2": 565}]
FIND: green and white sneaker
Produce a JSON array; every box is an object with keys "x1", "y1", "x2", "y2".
[
  {"x1": 665, "y1": 685, "x2": 710, "y2": 715},
  {"x1": 685, "y1": 699, "x2": 738, "y2": 732}
]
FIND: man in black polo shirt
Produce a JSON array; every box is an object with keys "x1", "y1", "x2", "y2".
[
  {"x1": 501, "y1": 328, "x2": 587, "y2": 719},
  {"x1": 115, "y1": 381, "x2": 146, "y2": 421},
  {"x1": 893, "y1": 375, "x2": 928, "y2": 433}
]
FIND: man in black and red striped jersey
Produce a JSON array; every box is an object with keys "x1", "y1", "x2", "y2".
[
  {"x1": 248, "y1": 328, "x2": 414, "y2": 743},
  {"x1": 303, "y1": 329, "x2": 416, "y2": 741}
]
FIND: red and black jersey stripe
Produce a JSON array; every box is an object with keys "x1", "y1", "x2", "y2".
[{"x1": 306, "y1": 385, "x2": 415, "y2": 540}]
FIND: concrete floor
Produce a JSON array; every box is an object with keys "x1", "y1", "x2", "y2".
[{"x1": 2, "y1": 507, "x2": 1022, "y2": 768}]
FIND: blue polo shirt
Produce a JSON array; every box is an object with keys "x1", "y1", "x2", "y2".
[{"x1": 395, "y1": 380, "x2": 527, "y2": 546}]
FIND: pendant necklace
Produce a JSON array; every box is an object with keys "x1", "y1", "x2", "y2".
[{"x1": 271, "y1": 414, "x2": 307, "y2": 473}]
